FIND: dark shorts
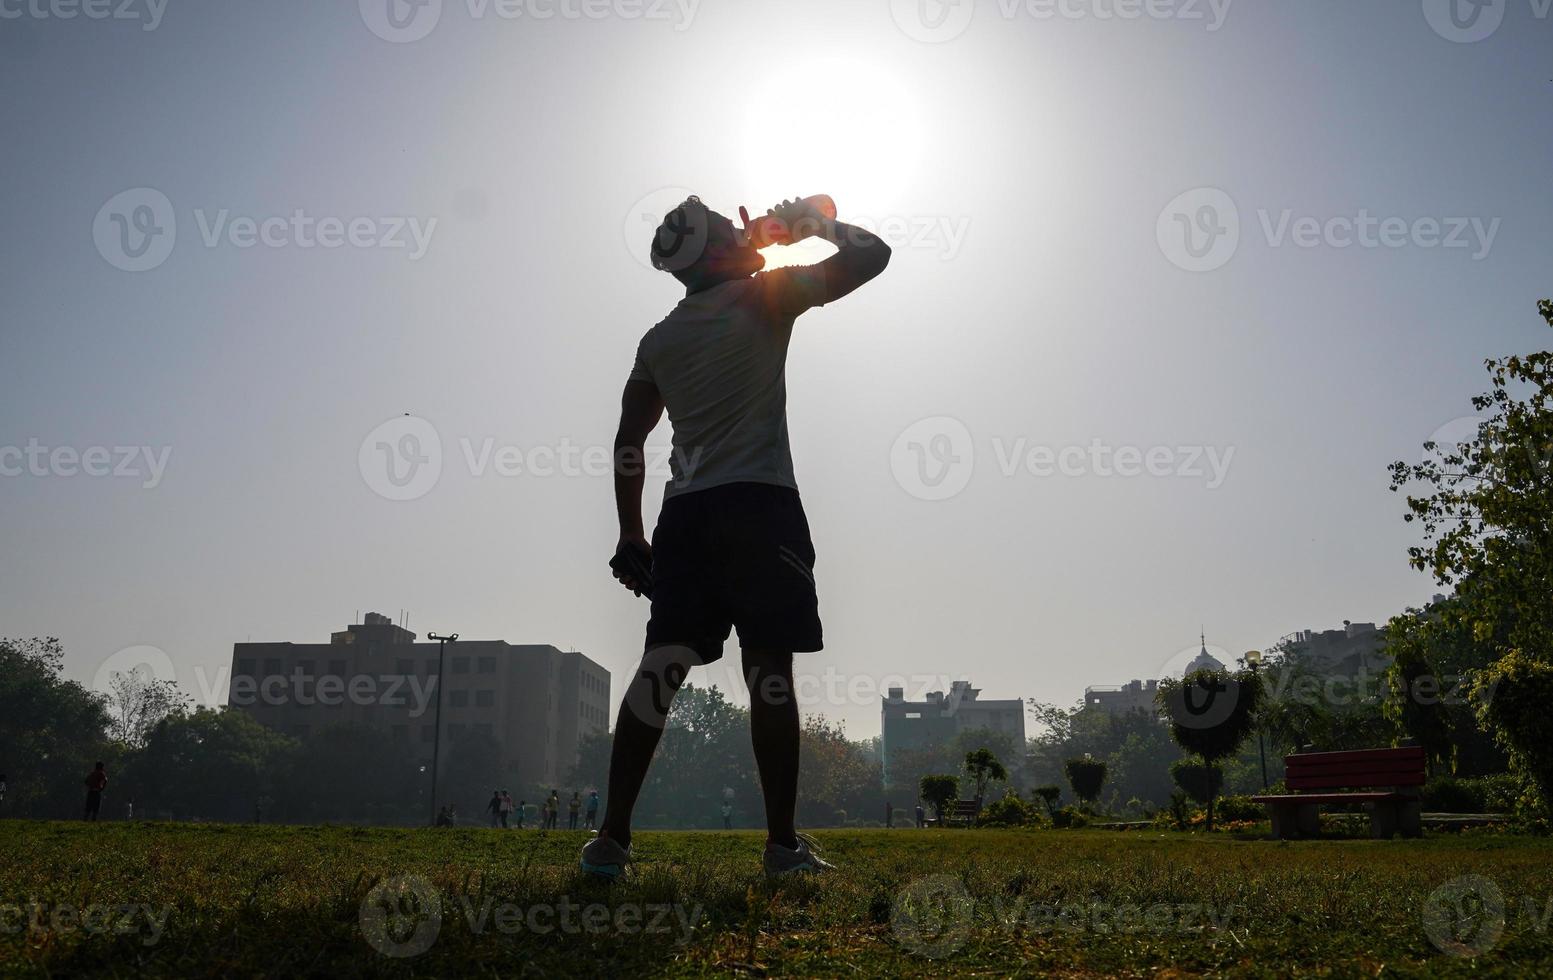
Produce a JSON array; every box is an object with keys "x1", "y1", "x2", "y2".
[{"x1": 644, "y1": 481, "x2": 822, "y2": 663}]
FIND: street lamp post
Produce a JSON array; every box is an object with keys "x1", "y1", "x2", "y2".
[
  {"x1": 427, "y1": 631, "x2": 458, "y2": 825},
  {"x1": 1240, "y1": 649, "x2": 1268, "y2": 789}
]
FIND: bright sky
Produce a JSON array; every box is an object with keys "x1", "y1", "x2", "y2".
[{"x1": 2, "y1": 0, "x2": 1550, "y2": 738}]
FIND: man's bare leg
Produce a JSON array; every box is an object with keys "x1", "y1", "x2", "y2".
[
  {"x1": 743, "y1": 649, "x2": 799, "y2": 849},
  {"x1": 598, "y1": 643, "x2": 699, "y2": 848}
]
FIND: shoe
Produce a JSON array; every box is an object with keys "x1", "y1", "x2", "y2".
[
  {"x1": 763, "y1": 832, "x2": 834, "y2": 877},
  {"x1": 580, "y1": 831, "x2": 631, "y2": 881}
]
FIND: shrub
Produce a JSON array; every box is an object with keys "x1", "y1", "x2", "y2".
[
  {"x1": 1422, "y1": 776, "x2": 1486, "y2": 813},
  {"x1": 1064, "y1": 758, "x2": 1107, "y2": 806},
  {"x1": 1474, "y1": 650, "x2": 1553, "y2": 812},
  {"x1": 1170, "y1": 760, "x2": 1223, "y2": 810},
  {"x1": 919, "y1": 774, "x2": 959, "y2": 824},
  {"x1": 1214, "y1": 795, "x2": 1263, "y2": 823},
  {"x1": 978, "y1": 792, "x2": 1041, "y2": 828},
  {"x1": 1033, "y1": 785, "x2": 1062, "y2": 818},
  {"x1": 1052, "y1": 806, "x2": 1088, "y2": 829}
]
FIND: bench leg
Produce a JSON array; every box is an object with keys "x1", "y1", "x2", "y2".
[
  {"x1": 1398, "y1": 797, "x2": 1422, "y2": 839},
  {"x1": 1369, "y1": 801, "x2": 1398, "y2": 839},
  {"x1": 1296, "y1": 803, "x2": 1320, "y2": 838},
  {"x1": 1268, "y1": 803, "x2": 1298, "y2": 840}
]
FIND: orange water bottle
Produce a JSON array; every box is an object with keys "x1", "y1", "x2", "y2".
[{"x1": 739, "y1": 194, "x2": 837, "y2": 248}]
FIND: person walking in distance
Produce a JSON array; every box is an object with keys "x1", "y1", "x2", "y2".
[
  {"x1": 83, "y1": 762, "x2": 108, "y2": 821},
  {"x1": 486, "y1": 789, "x2": 502, "y2": 828},
  {"x1": 568, "y1": 792, "x2": 582, "y2": 830},
  {"x1": 584, "y1": 790, "x2": 599, "y2": 830},
  {"x1": 581, "y1": 193, "x2": 890, "y2": 881}
]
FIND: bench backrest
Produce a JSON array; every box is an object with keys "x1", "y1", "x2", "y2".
[
  {"x1": 1282, "y1": 745, "x2": 1426, "y2": 792},
  {"x1": 950, "y1": 800, "x2": 980, "y2": 815}
]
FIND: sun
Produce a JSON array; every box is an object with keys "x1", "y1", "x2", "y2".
[{"x1": 741, "y1": 57, "x2": 922, "y2": 260}]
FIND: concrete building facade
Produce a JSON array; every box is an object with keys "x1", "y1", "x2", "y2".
[
  {"x1": 227, "y1": 612, "x2": 611, "y2": 789},
  {"x1": 880, "y1": 680, "x2": 1026, "y2": 784}
]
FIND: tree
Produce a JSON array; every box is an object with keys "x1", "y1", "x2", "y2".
[
  {"x1": 125, "y1": 707, "x2": 299, "y2": 821},
  {"x1": 1170, "y1": 759, "x2": 1223, "y2": 822},
  {"x1": 919, "y1": 774, "x2": 959, "y2": 825},
  {"x1": 107, "y1": 668, "x2": 190, "y2": 749},
  {"x1": 1382, "y1": 599, "x2": 1505, "y2": 775},
  {"x1": 1389, "y1": 299, "x2": 1553, "y2": 808},
  {"x1": 1033, "y1": 784, "x2": 1062, "y2": 818},
  {"x1": 963, "y1": 748, "x2": 1007, "y2": 802},
  {"x1": 799, "y1": 716, "x2": 883, "y2": 826},
  {"x1": 1156, "y1": 667, "x2": 1264, "y2": 830},
  {"x1": 0, "y1": 637, "x2": 115, "y2": 816},
  {"x1": 1064, "y1": 757, "x2": 1107, "y2": 807}
]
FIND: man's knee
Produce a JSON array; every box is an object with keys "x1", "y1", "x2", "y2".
[
  {"x1": 640, "y1": 642, "x2": 702, "y2": 688},
  {"x1": 741, "y1": 649, "x2": 795, "y2": 706}
]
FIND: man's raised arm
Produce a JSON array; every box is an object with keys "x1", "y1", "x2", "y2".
[{"x1": 809, "y1": 218, "x2": 891, "y2": 303}]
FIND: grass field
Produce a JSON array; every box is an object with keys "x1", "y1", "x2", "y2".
[{"x1": 2, "y1": 821, "x2": 1551, "y2": 977}]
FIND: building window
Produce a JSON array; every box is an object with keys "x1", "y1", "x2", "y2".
[
  {"x1": 236, "y1": 658, "x2": 255, "y2": 676},
  {"x1": 477, "y1": 657, "x2": 496, "y2": 674},
  {"x1": 392, "y1": 725, "x2": 408, "y2": 741},
  {"x1": 452, "y1": 657, "x2": 470, "y2": 675},
  {"x1": 475, "y1": 690, "x2": 494, "y2": 708},
  {"x1": 449, "y1": 723, "x2": 466, "y2": 737},
  {"x1": 328, "y1": 659, "x2": 347, "y2": 677},
  {"x1": 451, "y1": 690, "x2": 469, "y2": 708},
  {"x1": 263, "y1": 658, "x2": 283, "y2": 677},
  {"x1": 296, "y1": 659, "x2": 315, "y2": 676},
  {"x1": 396, "y1": 659, "x2": 414, "y2": 675},
  {"x1": 474, "y1": 723, "x2": 493, "y2": 737}
]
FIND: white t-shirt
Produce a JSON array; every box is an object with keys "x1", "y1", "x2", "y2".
[{"x1": 629, "y1": 266, "x2": 830, "y2": 498}]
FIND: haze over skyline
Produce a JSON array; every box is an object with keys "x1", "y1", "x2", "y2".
[{"x1": 3, "y1": 0, "x2": 1550, "y2": 738}]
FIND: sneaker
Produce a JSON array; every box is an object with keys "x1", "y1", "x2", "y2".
[
  {"x1": 580, "y1": 831, "x2": 631, "y2": 881},
  {"x1": 763, "y1": 832, "x2": 834, "y2": 877}
]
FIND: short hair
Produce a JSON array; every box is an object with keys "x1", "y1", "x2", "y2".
[{"x1": 649, "y1": 195, "x2": 710, "y2": 274}]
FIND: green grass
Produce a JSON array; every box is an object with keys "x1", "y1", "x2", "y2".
[{"x1": 1, "y1": 821, "x2": 1551, "y2": 977}]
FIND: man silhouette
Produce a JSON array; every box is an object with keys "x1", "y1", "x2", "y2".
[
  {"x1": 83, "y1": 762, "x2": 108, "y2": 821},
  {"x1": 581, "y1": 194, "x2": 890, "y2": 880}
]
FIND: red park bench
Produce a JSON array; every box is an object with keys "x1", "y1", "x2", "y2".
[
  {"x1": 1252, "y1": 745, "x2": 1425, "y2": 840},
  {"x1": 928, "y1": 799, "x2": 982, "y2": 827}
]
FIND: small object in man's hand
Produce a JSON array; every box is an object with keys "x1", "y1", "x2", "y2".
[{"x1": 608, "y1": 541, "x2": 655, "y2": 600}]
